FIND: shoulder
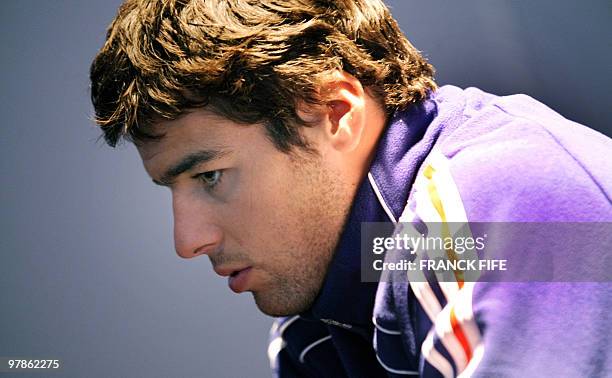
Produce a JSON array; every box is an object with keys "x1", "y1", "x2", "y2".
[{"x1": 421, "y1": 87, "x2": 612, "y2": 221}]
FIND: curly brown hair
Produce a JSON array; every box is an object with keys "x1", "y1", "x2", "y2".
[{"x1": 90, "y1": 0, "x2": 436, "y2": 151}]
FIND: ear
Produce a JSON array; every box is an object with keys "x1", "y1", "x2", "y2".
[{"x1": 298, "y1": 70, "x2": 367, "y2": 153}]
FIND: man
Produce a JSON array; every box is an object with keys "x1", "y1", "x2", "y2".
[{"x1": 90, "y1": 0, "x2": 612, "y2": 376}]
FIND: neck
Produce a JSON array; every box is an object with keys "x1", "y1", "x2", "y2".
[{"x1": 350, "y1": 95, "x2": 388, "y2": 185}]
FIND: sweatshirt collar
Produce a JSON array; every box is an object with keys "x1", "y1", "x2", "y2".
[{"x1": 300, "y1": 97, "x2": 438, "y2": 331}]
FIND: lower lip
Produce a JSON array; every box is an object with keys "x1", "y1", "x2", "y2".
[{"x1": 228, "y1": 267, "x2": 252, "y2": 293}]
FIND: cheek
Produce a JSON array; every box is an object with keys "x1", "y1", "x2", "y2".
[
  {"x1": 223, "y1": 150, "x2": 327, "y2": 250},
  {"x1": 220, "y1": 171, "x2": 289, "y2": 246},
  {"x1": 238, "y1": 157, "x2": 296, "y2": 215}
]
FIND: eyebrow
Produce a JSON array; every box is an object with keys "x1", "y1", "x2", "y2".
[{"x1": 153, "y1": 149, "x2": 229, "y2": 186}]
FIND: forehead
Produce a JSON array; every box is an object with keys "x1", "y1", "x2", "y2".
[{"x1": 136, "y1": 109, "x2": 265, "y2": 163}]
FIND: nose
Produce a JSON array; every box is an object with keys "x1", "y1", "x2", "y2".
[{"x1": 172, "y1": 191, "x2": 223, "y2": 259}]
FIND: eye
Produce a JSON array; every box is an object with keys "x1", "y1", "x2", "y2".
[{"x1": 196, "y1": 170, "x2": 223, "y2": 190}]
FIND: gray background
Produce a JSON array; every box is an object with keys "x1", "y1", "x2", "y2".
[{"x1": 1, "y1": 1, "x2": 610, "y2": 377}]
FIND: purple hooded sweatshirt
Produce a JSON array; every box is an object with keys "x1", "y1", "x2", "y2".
[{"x1": 268, "y1": 85, "x2": 612, "y2": 377}]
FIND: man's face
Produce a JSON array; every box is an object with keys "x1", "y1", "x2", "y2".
[{"x1": 137, "y1": 109, "x2": 355, "y2": 316}]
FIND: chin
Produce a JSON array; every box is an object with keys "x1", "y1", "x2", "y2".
[{"x1": 252, "y1": 290, "x2": 316, "y2": 317}]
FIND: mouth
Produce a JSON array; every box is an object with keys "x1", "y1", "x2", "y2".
[
  {"x1": 227, "y1": 267, "x2": 253, "y2": 293},
  {"x1": 213, "y1": 265, "x2": 253, "y2": 293}
]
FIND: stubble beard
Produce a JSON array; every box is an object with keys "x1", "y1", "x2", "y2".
[{"x1": 252, "y1": 153, "x2": 355, "y2": 317}]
